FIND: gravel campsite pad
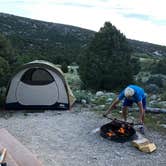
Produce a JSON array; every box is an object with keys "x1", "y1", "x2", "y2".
[{"x1": 0, "y1": 106, "x2": 165, "y2": 166}]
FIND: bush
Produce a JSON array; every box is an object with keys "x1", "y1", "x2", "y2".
[
  {"x1": 144, "y1": 84, "x2": 159, "y2": 94},
  {"x1": 151, "y1": 58, "x2": 166, "y2": 75},
  {"x1": 79, "y1": 22, "x2": 135, "y2": 90},
  {"x1": 61, "y1": 62, "x2": 68, "y2": 73},
  {"x1": 0, "y1": 87, "x2": 6, "y2": 108},
  {"x1": 161, "y1": 92, "x2": 166, "y2": 101},
  {"x1": 146, "y1": 74, "x2": 166, "y2": 88},
  {"x1": 0, "y1": 57, "x2": 10, "y2": 87},
  {"x1": 73, "y1": 90, "x2": 93, "y2": 103}
]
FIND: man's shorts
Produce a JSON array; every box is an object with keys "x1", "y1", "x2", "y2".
[{"x1": 123, "y1": 97, "x2": 146, "y2": 110}]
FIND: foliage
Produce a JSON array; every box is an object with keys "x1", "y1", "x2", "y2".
[
  {"x1": 130, "y1": 57, "x2": 141, "y2": 75},
  {"x1": 65, "y1": 73, "x2": 82, "y2": 90},
  {"x1": 73, "y1": 90, "x2": 93, "y2": 103},
  {"x1": 79, "y1": 22, "x2": 136, "y2": 90},
  {"x1": 146, "y1": 74, "x2": 166, "y2": 88},
  {"x1": 0, "y1": 34, "x2": 14, "y2": 87},
  {"x1": 91, "y1": 95, "x2": 108, "y2": 105},
  {"x1": 0, "y1": 33, "x2": 15, "y2": 64},
  {"x1": 161, "y1": 91, "x2": 166, "y2": 101},
  {"x1": 151, "y1": 58, "x2": 166, "y2": 75},
  {"x1": 130, "y1": 111, "x2": 166, "y2": 133},
  {"x1": 0, "y1": 87, "x2": 6, "y2": 107},
  {"x1": 0, "y1": 13, "x2": 94, "y2": 66},
  {"x1": 0, "y1": 57, "x2": 10, "y2": 87},
  {"x1": 61, "y1": 62, "x2": 68, "y2": 73},
  {"x1": 139, "y1": 57, "x2": 156, "y2": 72},
  {"x1": 128, "y1": 39, "x2": 166, "y2": 57},
  {"x1": 144, "y1": 84, "x2": 159, "y2": 94}
]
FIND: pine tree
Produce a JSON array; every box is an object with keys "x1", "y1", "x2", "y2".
[
  {"x1": 79, "y1": 22, "x2": 135, "y2": 90},
  {"x1": 0, "y1": 56, "x2": 10, "y2": 87},
  {"x1": 0, "y1": 33, "x2": 15, "y2": 64}
]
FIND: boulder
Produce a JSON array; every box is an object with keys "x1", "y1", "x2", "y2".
[{"x1": 96, "y1": 91, "x2": 104, "y2": 97}]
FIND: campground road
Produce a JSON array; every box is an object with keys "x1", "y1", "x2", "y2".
[{"x1": 0, "y1": 106, "x2": 165, "y2": 166}]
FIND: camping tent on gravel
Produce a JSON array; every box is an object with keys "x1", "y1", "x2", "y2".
[{"x1": 5, "y1": 60, "x2": 75, "y2": 110}]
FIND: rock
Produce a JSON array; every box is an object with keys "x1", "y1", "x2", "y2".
[
  {"x1": 81, "y1": 99, "x2": 87, "y2": 104},
  {"x1": 98, "y1": 105, "x2": 105, "y2": 109},
  {"x1": 158, "y1": 101, "x2": 166, "y2": 107},
  {"x1": 96, "y1": 91, "x2": 104, "y2": 97},
  {"x1": 150, "y1": 95, "x2": 157, "y2": 100},
  {"x1": 105, "y1": 92, "x2": 116, "y2": 98},
  {"x1": 149, "y1": 100, "x2": 157, "y2": 106},
  {"x1": 106, "y1": 98, "x2": 113, "y2": 103},
  {"x1": 160, "y1": 124, "x2": 166, "y2": 128}
]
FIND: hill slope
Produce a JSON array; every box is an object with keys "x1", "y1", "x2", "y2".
[
  {"x1": 0, "y1": 12, "x2": 166, "y2": 64},
  {"x1": 0, "y1": 13, "x2": 95, "y2": 64}
]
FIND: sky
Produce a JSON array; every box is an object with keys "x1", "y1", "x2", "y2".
[{"x1": 0, "y1": 0, "x2": 166, "y2": 46}]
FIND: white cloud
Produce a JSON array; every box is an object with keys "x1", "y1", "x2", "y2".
[{"x1": 0, "y1": 0, "x2": 166, "y2": 45}]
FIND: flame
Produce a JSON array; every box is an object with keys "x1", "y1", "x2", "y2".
[
  {"x1": 118, "y1": 127, "x2": 125, "y2": 134},
  {"x1": 107, "y1": 131, "x2": 114, "y2": 137}
]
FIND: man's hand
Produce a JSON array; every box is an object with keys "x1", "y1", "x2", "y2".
[{"x1": 102, "y1": 98, "x2": 120, "y2": 118}]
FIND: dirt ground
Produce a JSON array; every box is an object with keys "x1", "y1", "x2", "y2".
[{"x1": 0, "y1": 105, "x2": 165, "y2": 166}]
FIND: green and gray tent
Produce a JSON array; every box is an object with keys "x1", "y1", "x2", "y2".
[{"x1": 5, "y1": 60, "x2": 75, "y2": 110}]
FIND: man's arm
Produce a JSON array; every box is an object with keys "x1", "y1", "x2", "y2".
[
  {"x1": 103, "y1": 97, "x2": 120, "y2": 116},
  {"x1": 137, "y1": 101, "x2": 145, "y2": 123}
]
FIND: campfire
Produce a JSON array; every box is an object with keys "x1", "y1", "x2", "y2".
[{"x1": 100, "y1": 119, "x2": 136, "y2": 143}]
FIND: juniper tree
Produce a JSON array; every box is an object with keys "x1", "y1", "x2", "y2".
[{"x1": 79, "y1": 22, "x2": 136, "y2": 90}]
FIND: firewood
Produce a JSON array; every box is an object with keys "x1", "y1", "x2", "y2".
[
  {"x1": 132, "y1": 138, "x2": 150, "y2": 148},
  {"x1": 139, "y1": 143, "x2": 157, "y2": 153}
]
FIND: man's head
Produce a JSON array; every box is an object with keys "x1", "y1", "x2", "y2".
[{"x1": 124, "y1": 87, "x2": 134, "y2": 98}]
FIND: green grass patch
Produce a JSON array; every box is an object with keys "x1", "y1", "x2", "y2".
[{"x1": 130, "y1": 111, "x2": 166, "y2": 134}]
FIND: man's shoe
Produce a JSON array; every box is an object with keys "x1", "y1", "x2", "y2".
[{"x1": 139, "y1": 126, "x2": 145, "y2": 134}]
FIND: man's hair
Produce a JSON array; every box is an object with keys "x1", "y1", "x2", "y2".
[{"x1": 124, "y1": 87, "x2": 134, "y2": 97}]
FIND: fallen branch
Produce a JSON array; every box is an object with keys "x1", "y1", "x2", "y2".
[{"x1": 133, "y1": 107, "x2": 166, "y2": 113}]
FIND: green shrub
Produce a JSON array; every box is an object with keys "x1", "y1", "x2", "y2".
[
  {"x1": 91, "y1": 96, "x2": 108, "y2": 105},
  {"x1": 161, "y1": 92, "x2": 166, "y2": 101},
  {"x1": 0, "y1": 87, "x2": 6, "y2": 108},
  {"x1": 79, "y1": 22, "x2": 135, "y2": 90},
  {"x1": 73, "y1": 90, "x2": 93, "y2": 103},
  {"x1": 65, "y1": 73, "x2": 81, "y2": 90}
]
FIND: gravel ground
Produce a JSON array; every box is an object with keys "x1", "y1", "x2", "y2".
[{"x1": 0, "y1": 105, "x2": 166, "y2": 166}]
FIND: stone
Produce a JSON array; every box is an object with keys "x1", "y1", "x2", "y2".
[
  {"x1": 81, "y1": 99, "x2": 87, "y2": 104},
  {"x1": 96, "y1": 91, "x2": 104, "y2": 97}
]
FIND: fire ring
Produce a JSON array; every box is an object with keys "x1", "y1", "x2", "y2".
[{"x1": 100, "y1": 120, "x2": 136, "y2": 143}]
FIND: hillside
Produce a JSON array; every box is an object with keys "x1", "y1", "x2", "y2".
[
  {"x1": 128, "y1": 39, "x2": 166, "y2": 57},
  {"x1": 0, "y1": 12, "x2": 166, "y2": 65},
  {"x1": 0, "y1": 13, "x2": 95, "y2": 64}
]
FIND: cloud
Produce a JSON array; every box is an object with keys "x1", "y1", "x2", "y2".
[
  {"x1": 60, "y1": 2, "x2": 94, "y2": 8},
  {"x1": 123, "y1": 13, "x2": 150, "y2": 21},
  {"x1": 0, "y1": 0, "x2": 166, "y2": 45}
]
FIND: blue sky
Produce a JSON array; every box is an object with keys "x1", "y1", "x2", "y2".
[{"x1": 0, "y1": 0, "x2": 166, "y2": 46}]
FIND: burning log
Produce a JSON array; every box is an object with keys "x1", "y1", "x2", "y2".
[
  {"x1": 107, "y1": 131, "x2": 115, "y2": 137},
  {"x1": 118, "y1": 127, "x2": 125, "y2": 134},
  {"x1": 100, "y1": 120, "x2": 136, "y2": 143}
]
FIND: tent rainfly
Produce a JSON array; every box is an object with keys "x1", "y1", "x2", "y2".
[{"x1": 5, "y1": 60, "x2": 76, "y2": 110}]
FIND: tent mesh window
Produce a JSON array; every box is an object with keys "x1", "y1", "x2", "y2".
[{"x1": 21, "y1": 68, "x2": 54, "y2": 85}]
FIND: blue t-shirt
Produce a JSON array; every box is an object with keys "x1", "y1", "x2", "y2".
[{"x1": 118, "y1": 85, "x2": 146, "y2": 103}]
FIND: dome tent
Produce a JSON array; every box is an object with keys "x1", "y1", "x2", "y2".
[{"x1": 5, "y1": 60, "x2": 75, "y2": 110}]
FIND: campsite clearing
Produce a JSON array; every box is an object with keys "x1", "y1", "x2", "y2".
[{"x1": 0, "y1": 105, "x2": 165, "y2": 166}]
